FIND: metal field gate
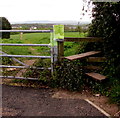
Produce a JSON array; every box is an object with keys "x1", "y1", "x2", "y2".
[{"x1": 0, "y1": 25, "x2": 64, "y2": 80}]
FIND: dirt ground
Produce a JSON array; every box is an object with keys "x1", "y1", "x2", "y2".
[{"x1": 2, "y1": 79, "x2": 120, "y2": 117}]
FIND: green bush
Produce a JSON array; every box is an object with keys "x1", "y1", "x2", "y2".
[
  {"x1": 1, "y1": 57, "x2": 13, "y2": 65},
  {"x1": 52, "y1": 60, "x2": 84, "y2": 91},
  {"x1": 24, "y1": 59, "x2": 84, "y2": 91},
  {"x1": 109, "y1": 84, "x2": 120, "y2": 105}
]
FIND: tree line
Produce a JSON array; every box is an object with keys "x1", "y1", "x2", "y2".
[{"x1": 0, "y1": 17, "x2": 11, "y2": 39}]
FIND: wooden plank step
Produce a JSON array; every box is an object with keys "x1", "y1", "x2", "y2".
[
  {"x1": 65, "y1": 51, "x2": 101, "y2": 61},
  {"x1": 85, "y1": 72, "x2": 106, "y2": 81},
  {"x1": 86, "y1": 57, "x2": 106, "y2": 62},
  {"x1": 84, "y1": 65, "x2": 102, "y2": 70}
]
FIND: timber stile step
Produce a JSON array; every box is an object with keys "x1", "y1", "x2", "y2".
[
  {"x1": 85, "y1": 72, "x2": 106, "y2": 81},
  {"x1": 86, "y1": 57, "x2": 106, "y2": 62},
  {"x1": 84, "y1": 65, "x2": 102, "y2": 70},
  {"x1": 65, "y1": 51, "x2": 101, "y2": 61}
]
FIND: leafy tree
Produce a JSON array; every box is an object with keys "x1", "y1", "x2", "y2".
[
  {"x1": 0, "y1": 17, "x2": 11, "y2": 39},
  {"x1": 76, "y1": 25, "x2": 82, "y2": 32},
  {"x1": 88, "y1": 2, "x2": 120, "y2": 57}
]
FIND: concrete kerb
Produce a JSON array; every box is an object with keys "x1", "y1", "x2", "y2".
[{"x1": 85, "y1": 99, "x2": 111, "y2": 117}]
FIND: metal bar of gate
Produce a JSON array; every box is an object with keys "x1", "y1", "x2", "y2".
[
  {"x1": 0, "y1": 29, "x2": 54, "y2": 79},
  {"x1": 0, "y1": 44, "x2": 51, "y2": 47},
  {"x1": 0, "y1": 65, "x2": 51, "y2": 70},
  {"x1": 0, "y1": 51, "x2": 28, "y2": 66},
  {"x1": 0, "y1": 76, "x2": 38, "y2": 80},
  {"x1": 0, "y1": 30, "x2": 51, "y2": 33},
  {"x1": 0, "y1": 55, "x2": 51, "y2": 58}
]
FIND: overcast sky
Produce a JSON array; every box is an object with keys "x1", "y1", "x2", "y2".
[{"x1": 0, "y1": 0, "x2": 92, "y2": 23}]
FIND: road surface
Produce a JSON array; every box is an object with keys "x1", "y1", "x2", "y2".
[{"x1": 2, "y1": 85, "x2": 108, "y2": 117}]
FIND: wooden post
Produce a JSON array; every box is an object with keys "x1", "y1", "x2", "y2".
[
  {"x1": 20, "y1": 32, "x2": 23, "y2": 40},
  {"x1": 58, "y1": 41, "x2": 64, "y2": 62}
]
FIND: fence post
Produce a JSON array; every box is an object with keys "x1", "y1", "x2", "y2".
[
  {"x1": 50, "y1": 25, "x2": 64, "y2": 73},
  {"x1": 58, "y1": 41, "x2": 64, "y2": 62},
  {"x1": 50, "y1": 32, "x2": 54, "y2": 74},
  {"x1": 53, "y1": 25, "x2": 64, "y2": 63},
  {"x1": 20, "y1": 32, "x2": 23, "y2": 40}
]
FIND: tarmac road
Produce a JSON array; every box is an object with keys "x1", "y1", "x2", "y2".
[{"x1": 2, "y1": 85, "x2": 108, "y2": 117}]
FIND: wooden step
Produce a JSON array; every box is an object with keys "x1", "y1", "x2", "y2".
[
  {"x1": 84, "y1": 65, "x2": 102, "y2": 70},
  {"x1": 85, "y1": 72, "x2": 106, "y2": 81},
  {"x1": 86, "y1": 57, "x2": 106, "y2": 62},
  {"x1": 65, "y1": 51, "x2": 101, "y2": 61}
]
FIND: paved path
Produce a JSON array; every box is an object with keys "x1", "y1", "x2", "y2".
[{"x1": 2, "y1": 85, "x2": 107, "y2": 117}]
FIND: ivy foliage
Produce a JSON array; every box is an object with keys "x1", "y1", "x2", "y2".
[
  {"x1": 53, "y1": 60, "x2": 84, "y2": 91},
  {"x1": 89, "y1": 2, "x2": 120, "y2": 57},
  {"x1": 87, "y1": 2, "x2": 120, "y2": 105}
]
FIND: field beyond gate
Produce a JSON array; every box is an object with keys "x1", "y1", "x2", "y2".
[
  {"x1": 1, "y1": 32, "x2": 87, "y2": 80},
  {"x1": 2, "y1": 32, "x2": 86, "y2": 56}
]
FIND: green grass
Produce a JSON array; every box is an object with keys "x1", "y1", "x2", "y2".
[
  {"x1": 64, "y1": 32, "x2": 87, "y2": 56},
  {"x1": 2, "y1": 33, "x2": 50, "y2": 57},
  {"x1": 65, "y1": 32, "x2": 87, "y2": 37},
  {"x1": 2, "y1": 32, "x2": 87, "y2": 57}
]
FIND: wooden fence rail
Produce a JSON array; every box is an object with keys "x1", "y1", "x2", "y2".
[
  {"x1": 57, "y1": 37, "x2": 103, "y2": 62},
  {"x1": 64, "y1": 37, "x2": 103, "y2": 42}
]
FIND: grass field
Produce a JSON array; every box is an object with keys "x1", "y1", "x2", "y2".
[{"x1": 2, "y1": 32, "x2": 87, "y2": 59}]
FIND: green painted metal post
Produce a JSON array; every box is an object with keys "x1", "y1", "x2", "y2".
[{"x1": 50, "y1": 25, "x2": 64, "y2": 73}]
